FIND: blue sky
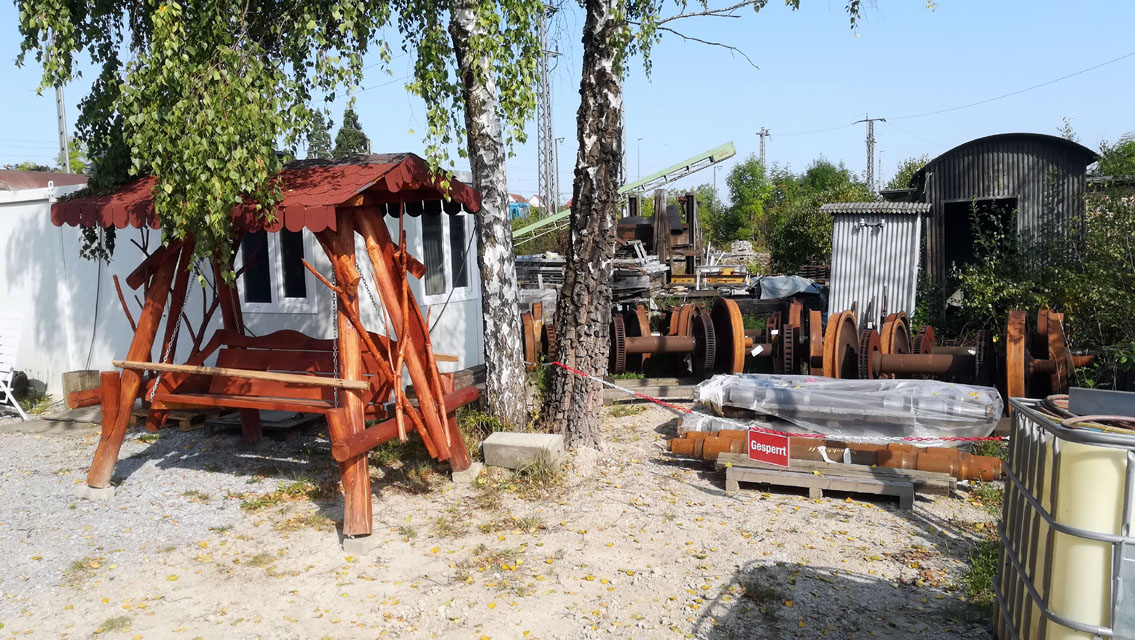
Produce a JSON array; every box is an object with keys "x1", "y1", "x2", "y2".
[{"x1": 3, "y1": 1, "x2": 1133, "y2": 203}]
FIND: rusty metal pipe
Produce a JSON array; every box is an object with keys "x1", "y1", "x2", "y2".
[
  {"x1": 873, "y1": 353, "x2": 975, "y2": 376},
  {"x1": 623, "y1": 335, "x2": 696, "y2": 355}
]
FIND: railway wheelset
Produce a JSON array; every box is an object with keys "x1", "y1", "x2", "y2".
[{"x1": 520, "y1": 301, "x2": 1085, "y2": 396}]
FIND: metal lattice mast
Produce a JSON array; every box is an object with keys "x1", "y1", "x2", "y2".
[
  {"x1": 854, "y1": 115, "x2": 885, "y2": 192},
  {"x1": 757, "y1": 127, "x2": 769, "y2": 170},
  {"x1": 537, "y1": 6, "x2": 558, "y2": 213}
]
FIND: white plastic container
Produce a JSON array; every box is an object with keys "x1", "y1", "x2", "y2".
[{"x1": 996, "y1": 399, "x2": 1135, "y2": 639}]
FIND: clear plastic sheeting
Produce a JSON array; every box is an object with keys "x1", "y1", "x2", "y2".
[{"x1": 694, "y1": 374, "x2": 1003, "y2": 440}]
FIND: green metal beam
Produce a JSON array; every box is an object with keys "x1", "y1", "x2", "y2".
[
  {"x1": 513, "y1": 141, "x2": 736, "y2": 244},
  {"x1": 618, "y1": 141, "x2": 736, "y2": 195}
]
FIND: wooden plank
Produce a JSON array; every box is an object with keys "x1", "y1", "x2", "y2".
[
  {"x1": 716, "y1": 452, "x2": 954, "y2": 482},
  {"x1": 114, "y1": 360, "x2": 371, "y2": 391},
  {"x1": 214, "y1": 346, "x2": 390, "y2": 376},
  {"x1": 715, "y1": 452, "x2": 955, "y2": 494},
  {"x1": 434, "y1": 353, "x2": 459, "y2": 363},
  {"x1": 152, "y1": 392, "x2": 334, "y2": 414},
  {"x1": 124, "y1": 242, "x2": 181, "y2": 290},
  {"x1": 725, "y1": 466, "x2": 915, "y2": 510},
  {"x1": 207, "y1": 376, "x2": 333, "y2": 401}
]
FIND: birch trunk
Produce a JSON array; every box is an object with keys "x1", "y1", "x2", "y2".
[
  {"x1": 449, "y1": 0, "x2": 531, "y2": 429},
  {"x1": 541, "y1": 0, "x2": 624, "y2": 448}
]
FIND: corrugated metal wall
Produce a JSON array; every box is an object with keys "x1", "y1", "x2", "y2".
[
  {"x1": 921, "y1": 134, "x2": 1095, "y2": 282},
  {"x1": 828, "y1": 211, "x2": 923, "y2": 327}
]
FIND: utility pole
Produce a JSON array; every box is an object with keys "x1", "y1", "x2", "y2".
[
  {"x1": 757, "y1": 127, "x2": 770, "y2": 170},
  {"x1": 536, "y1": 5, "x2": 559, "y2": 213},
  {"x1": 51, "y1": 33, "x2": 71, "y2": 174},
  {"x1": 854, "y1": 115, "x2": 885, "y2": 192}
]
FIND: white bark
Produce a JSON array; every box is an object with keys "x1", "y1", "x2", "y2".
[{"x1": 449, "y1": 0, "x2": 531, "y2": 429}]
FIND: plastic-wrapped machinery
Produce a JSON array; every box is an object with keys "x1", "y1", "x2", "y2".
[{"x1": 694, "y1": 374, "x2": 1003, "y2": 440}]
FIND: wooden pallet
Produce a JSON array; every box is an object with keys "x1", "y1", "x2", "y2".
[
  {"x1": 131, "y1": 407, "x2": 230, "y2": 432},
  {"x1": 715, "y1": 452, "x2": 956, "y2": 496},
  {"x1": 203, "y1": 410, "x2": 322, "y2": 441},
  {"x1": 725, "y1": 465, "x2": 916, "y2": 509}
]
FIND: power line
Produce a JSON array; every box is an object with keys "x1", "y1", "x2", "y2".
[
  {"x1": 890, "y1": 49, "x2": 1135, "y2": 121},
  {"x1": 776, "y1": 122, "x2": 856, "y2": 137},
  {"x1": 884, "y1": 121, "x2": 944, "y2": 148},
  {"x1": 353, "y1": 74, "x2": 413, "y2": 94}
]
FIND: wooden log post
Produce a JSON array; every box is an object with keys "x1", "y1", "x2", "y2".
[
  {"x1": 325, "y1": 213, "x2": 373, "y2": 538},
  {"x1": 440, "y1": 374, "x2": 473, "y2": 472},
  {"x1": 99, "y1": 371, "x2": 122, "y2": 440},
  {"x1": 212, "y1": 258, "x2": 262, "y2": 444},
  {"x1": 86, "y1": 249, "x2": 179, "y2": 488},
  {"x1": 146, "y1": 239, "x2": 195, "y2": 432}
]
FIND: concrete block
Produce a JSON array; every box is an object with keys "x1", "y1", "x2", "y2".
[
  {"x1": 340, "y1": 534, "x2": 377, "y2": 555},
  {"x1": 451, "y1": 461, "x2": 483, "y2": 485},
  {"x1": 74, "y1": 484, "x2": 115, "y2": 501},
  {"x1": 482, "y1": 432, "x2": 564, "y2": 470}
]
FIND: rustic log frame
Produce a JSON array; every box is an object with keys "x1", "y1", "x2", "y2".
[{"x1": 82, "y1": 203, "x2": 475, "y2": 541}]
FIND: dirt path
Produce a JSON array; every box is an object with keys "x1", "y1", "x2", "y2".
[{"x1": 0, "y1": 404, "x2": 997, "y2": 639}]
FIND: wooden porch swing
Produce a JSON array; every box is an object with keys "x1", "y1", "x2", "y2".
[{"x1": 52, "y1": 154, "x2": 482, "y2": 538}]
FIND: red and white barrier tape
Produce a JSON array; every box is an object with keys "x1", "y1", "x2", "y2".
[{"x1": 545, "y1": 360, "x2": 1007, "y2": 444}]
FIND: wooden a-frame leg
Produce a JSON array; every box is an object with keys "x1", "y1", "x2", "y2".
[
  {"x1": 144, "y1": 238, "x2": 196, "y2": 432},
  {"x1": 326, "y1": 212, "x2": 372, "y2": 538},
  {"x1": 87, "y1": 248, "x2": 179, "y2": 488}
]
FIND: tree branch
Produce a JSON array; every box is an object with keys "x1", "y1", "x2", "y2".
[
  {"x1": 656, "y1": 0, "x2": 758, "y2": 25},
  {"x1": 654, "y1": 25, "x2": 759, "y2": 69}
]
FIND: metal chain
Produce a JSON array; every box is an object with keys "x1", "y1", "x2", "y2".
[
  {"x1": 147, "y1": 311, "x2": 183, "y2": 402},
  {"x1": 356, "y1": 259, "x2": 383, "y2": 315},
  {"x1": 331, "y1": 266, "x2": 340, "y2": 408}
]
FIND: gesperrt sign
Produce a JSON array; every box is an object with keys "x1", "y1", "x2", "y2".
[{"x1": 747, "y1": 429, "x2": 790, "y2": 468}]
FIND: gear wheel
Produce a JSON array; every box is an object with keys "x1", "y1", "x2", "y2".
[
  {"x1": 781, "y1": 325, "x2": 797, "y2": 374},
  {"x1": 691, "y1": 309, "x2": 717, "y2": 375},
  {"x1": 542, "y1": 324, "x2": 557, "y2": 361},
  {"x1": 609, "y1": 314, "x2": 627, "y2": 374},
  {"x1": 858, "y1": 329, "x2": 880, "y2": 379}
]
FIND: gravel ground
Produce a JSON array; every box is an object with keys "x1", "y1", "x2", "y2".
[{"x1": 0, "y1": 404, "x2": 999, "y2": 639}]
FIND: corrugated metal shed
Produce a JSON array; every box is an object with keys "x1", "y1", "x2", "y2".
[
  {"x1": 823, "y1": 202, "x2": 928, "y2": 327},
  {"x1": 914, "y1": 133, "x2": 1097, "y2": 282}
]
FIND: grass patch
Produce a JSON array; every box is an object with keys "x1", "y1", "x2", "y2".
[
  {"x1": 137, "y1": 432, "x2": 160, "y2": 444},
  {"x1": 608, "y1": 404, "x2": 646, "y2": 417},
  {"x1": 239, "y1": 478, "x2": 335, "y2": 511},
  {"x1": 457, "y1": 406, "x2": 504, "y2": 460},
  {"x1": 62, "y1": 555, "x2": 104, "y2": 586},
  {"x1": 19, "y1": 388, "x2": 53, "y2": 416},
  {"x1": 208, "y1": 524, "x2": 233, "y2": 533},
  {"x1": 247, "y1": 552, "x2": 274, "y2": 568},
  {"x1": 434, "y1": 513, "x2": 468, "y2": 538},
  {"x1": 94, "y1": 615, "x2": 131, "y2": 634},
  {"x1": 609, "y1": 372, "x2": 644, "y2": 380},
  {"x1": 181, "y1": 489, "x2": 211, "y2": 503},
  {"x1": 478, "y1": 514, "x2": 546, "y2": 535},
  {"x1": 971, "y1": 481, "x2": 1005, "y2": 515},
  {"x1": 972, "y1": 439, "x2": 1008, "y2": 460},
  {"x1": 277, "y1": 511, "x2": 334, "y2": 532},
  {"x1": 397, "y1": 524, "x2": 418, "y2": 540},
  {"x1": 474, "y1": 459, "x2": 564, "y2": 503},
  {"x1": 961, "y1": 538, "x2": 1000, "y2": 612}
]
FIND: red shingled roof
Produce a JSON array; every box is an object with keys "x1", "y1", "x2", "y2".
[{"x1": 51, "y1": 153, "x2": 481, "y2": 232}]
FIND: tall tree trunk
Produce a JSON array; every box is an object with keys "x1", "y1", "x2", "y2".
[
  {"x1": 449, "y1": 0, "x2": 530, "y2": 429},
  {"x1": 541, "y1": 0, "x2": 624, "y2": 448}
]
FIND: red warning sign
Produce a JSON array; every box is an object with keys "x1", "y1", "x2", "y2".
[{"x1": 747, "y1": 429, "x2": 790, "y2": 468}]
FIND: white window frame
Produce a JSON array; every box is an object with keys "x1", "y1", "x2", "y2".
[
  {"x1": 419, "y1": 213, "x2": 477, "y2": 306},
  {"x1": 234, "y1": 229, "x2": 320, "y2": 314}
]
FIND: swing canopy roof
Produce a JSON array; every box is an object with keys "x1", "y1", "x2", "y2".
[{"x1": 51, "y1": 153, "x2": 481, "y2": 233}]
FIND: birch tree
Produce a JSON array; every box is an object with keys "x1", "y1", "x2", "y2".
[
  {"x1": 17, "y1": 0, "x2": 389, "y2": 264},
  {"x1": 394, "y1": 0, "x2": 542, "y2": 429},
  {"x1": 544, "y1": 0, "x2": 865, "y2": 447}
]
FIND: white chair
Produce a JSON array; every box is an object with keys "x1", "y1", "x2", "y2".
[{"x1": 0, "y1": 313, "x2": 29, "y2": 420}]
